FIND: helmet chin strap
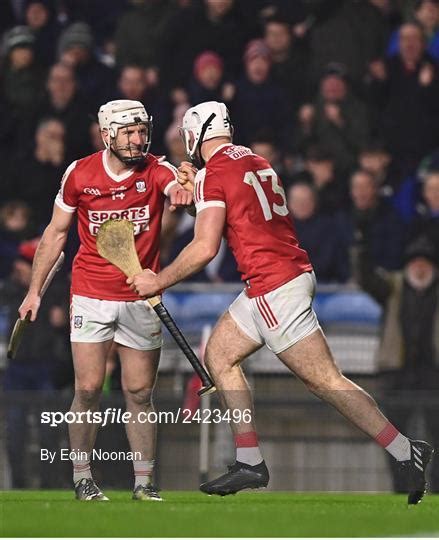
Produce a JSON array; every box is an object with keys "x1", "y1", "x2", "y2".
[{"x1": 190, "y1": 113, "x2": 216, "y2": 169}]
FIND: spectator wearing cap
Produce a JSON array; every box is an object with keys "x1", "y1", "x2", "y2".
[
  {"x1": 0, "y1": 25, "x2": 46, "y2": 125},
  {"x1": 368, "y1": 22, "x2": 439, "y2": 174},
  {"x1": 352, "y1": 234, "x2": 439, "y2": 493},
  {"x1": 188, "y1": 51, "x2": 229, "y2": 105},
  {"x1": 296, "y1": 62, "x2": 371, "y2": 175},
  {"x1": 57, "y1": 22, "x2": 116, "y2": 110},
  {"x1": 346, "y1": 168, "x2": 406, "y2": 272},
  {"x1": 228, "y1": 38, "x2": 291, "y2": 149},
  {"x1": 409, "y1": 170, "x2": 439, "y2": 258},
  {"x1": 387, "y1": 0, "x2": 439, "y2": 63},
  {"x1": 25, "y1": 0, "x2": 62, "y2": 66}
]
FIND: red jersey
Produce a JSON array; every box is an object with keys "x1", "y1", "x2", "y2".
[
  {"x1": 193, "y1": 144, "x2": 312, "y2": 297},
  {"x1": 55, "y1": 150, "x2": 178, "y2": 300}
]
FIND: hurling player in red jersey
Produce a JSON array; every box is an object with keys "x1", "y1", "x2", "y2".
[
  {"x1": 18, "y1": 100, "x2": 193, "y2": 501},
  {"x1": 130, "y1": 101, "x2": 433, "y2": 504}
]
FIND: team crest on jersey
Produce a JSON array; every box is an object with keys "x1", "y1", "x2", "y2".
[
  {"x1": 136, "y1": 180, "x2": 146, "y2": 193},
  {"x1": 73, "y1": 316, "x2": 83, "y2": 329}
]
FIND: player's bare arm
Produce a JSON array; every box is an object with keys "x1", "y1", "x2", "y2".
[
  {"x1": 167, "y1": 182, "x2": 194, "y2": 211},
  {"x1": 129, "y1": 206, "x2": 225, "y2": 297},
  {"x1": 19, "y1": 204, "x2": 73, "y2": 321}
]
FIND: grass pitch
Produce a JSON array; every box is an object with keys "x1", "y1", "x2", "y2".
[{"x1": 1, "y1": 491, "x2": 438, "y2": 537}]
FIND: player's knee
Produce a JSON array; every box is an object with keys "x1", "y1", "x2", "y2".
[
  {"x1": 123, "y1": 386, "x2": 154, "y2": 407},
  {"x1": 75, "y1": 386, "x2": 102, "y2": 406}
]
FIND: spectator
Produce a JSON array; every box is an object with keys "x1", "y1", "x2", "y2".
[
  {"x1": 368, "y1": 22, "x2": 439, "y2": 173},
  {"x1": 263, "y1": 15, "x2": 311, "y2": 113},
  {"x1": 25, "y1": 0, "x2": 62, "y2": 67},
  {"x1": 347, "y1": 169, "x2": 406, "y2": 271},
  {"x1": 0, "y1": 25, "x2": 46, "y2": 132},
  {"x1": 160, "y1": 0, "x2": 254, "y2": 90},
  {"x1": 116, "y1": 64, "x2": 172, "y2": 154},
  {"x1": 249, "y1": 134, "x2": 294, "y2": 188},
  {"x1": 409, "y1": 170, "x2": 439, "y2": 260},
  {"x1": 35, "y1": 62, "x2": 93, "y2": 160},
  {"x1": 8, "y1": 118, "x2": 66, "y2": 227},
  {"x1": 188, "y1": 51, "x2": 229, "y2": 105},
  {"x1": 358, "y1": 142, "x2": 417, "y2": 221},
  {"x1": 308, "y1": 0, "x2": 387, "y2": 90},
  {"x1": 57, "y1": 22, "x2": 116, "y2": 110},
  {"x1": 287, "y1": 181, "x2": 349, "y2": 282},
  {"x1": 296, "y1": 63, "x2": 370, "y2": 174},
  {"x1": 229, "y1": 39, "x2": 291, "y2": 149},
  {"x1": 353, "y1": 234, "x2": 439, "y2": 492},
  {"x1": 0, "y1": 201, "x2": 35, "y2": 279},
  {"x1": 115, "y1": 0, "x2": 176, "y2": 70},
  {"x1": 1, "y1": 249, "x2": 71, "y2": 488},
  {"x1": 387, "y1": 0, "x2": 439, "y2": 62},
  {"x1": 303, "y1": 146, "x2": 346, "y2": 213}
]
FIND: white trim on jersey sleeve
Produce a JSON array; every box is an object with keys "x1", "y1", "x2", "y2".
[
  {"x1": 55, "y1": 195, "x2": 76, "y2": 213},
  {"x1": 55, "y1": 160, "x2": 78, "y2": 212},
  {"x1": 157, "y1": 158, "x2": 179, "y2": 195},
  {"x1": 163, "y1": 179, "x2": 179, "y2": 196},
  {"x1": 195, "y1": 200, "x2": 226, "y2": 212}
]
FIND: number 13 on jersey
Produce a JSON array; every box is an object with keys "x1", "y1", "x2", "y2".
[{"x1": 244, "y1": 168, "x2": 288, "y2": 221}]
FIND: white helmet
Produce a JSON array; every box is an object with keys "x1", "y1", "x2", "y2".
[
  {"x1": 180, "y1": 101, "x2": 233, "y2": 168},
  {"x1": 98, "y1": 99, "x2": 152, "y2": 165}
]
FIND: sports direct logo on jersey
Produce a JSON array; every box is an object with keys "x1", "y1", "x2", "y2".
[{"x1": 88, "y1": 206, "x2": 150, "y2": 236}]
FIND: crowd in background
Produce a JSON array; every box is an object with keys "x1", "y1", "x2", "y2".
[
  {"x1": 0, "y1": 0, "x2": 438, "y2": 490},
  {"x1": 0, "y1": 0, "x2": 438, "y2": 283}
]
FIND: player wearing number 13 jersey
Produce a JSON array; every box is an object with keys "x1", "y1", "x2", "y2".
[
  {"x1": 192, "y1": 143, "x2": 312, "y2": 297},
  {"x1": 131, "y1": 101, "x2": 434, "y2": 504}
]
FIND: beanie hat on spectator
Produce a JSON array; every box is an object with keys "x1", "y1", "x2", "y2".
[
  {"x1": 243, "y1": 39, "x2": 271, "y2": 64},
  {"x1": 194, "y1": 51, "x2": 224, "y2": 79},
  {"x1": 404, "y1": 236, "x2": 437, "y2": 265},
  {"x1": 58, "y1": 22, "x2": 93, "y2": 56},
  {"x1": 2, "y1": 26, "x2": 35, "y2": 55}
]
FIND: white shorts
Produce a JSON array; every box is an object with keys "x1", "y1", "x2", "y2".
[
  {"x1": 228, "y1": 272, "x2": 320, "y2": 354},
  {"x1": 70, "y1": 295, "x2": 162, "y2": 350}
]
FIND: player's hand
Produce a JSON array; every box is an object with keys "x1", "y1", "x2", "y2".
[
  {"x1": 127, "y1": 269, "x2": 160, "y2": 298},
  {"x1": 18, "y1": 292, "x2": 41, "y2": 322},
  {"x1": 177, "y1": 161, "x2": 197, "y2": 193},
  {"x1": 168, "y1": 186, "x2": 194, "y2": 212}
]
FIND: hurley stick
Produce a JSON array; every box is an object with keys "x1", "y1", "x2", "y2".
[{"x1": 96, "y1": 219, "x2": 216, "y2": 396}]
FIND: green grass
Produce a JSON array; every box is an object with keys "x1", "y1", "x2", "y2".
[{"x1": 1, "y1": 491, "x2": 438, "y2": 537}]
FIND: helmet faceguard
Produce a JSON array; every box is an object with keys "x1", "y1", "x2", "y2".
[
  {"x1": 98, "y1": 100, "x2": 153, "y2": 166},
  {"x1": 180, "y1": 101, "x2": 233, "y2": 169}
]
